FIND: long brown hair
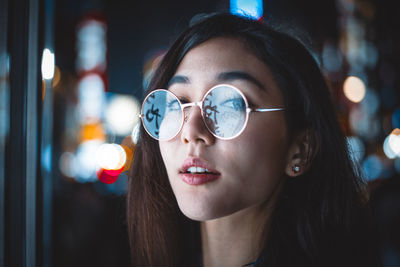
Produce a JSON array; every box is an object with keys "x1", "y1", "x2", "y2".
[{"x1": 127, "y1": 13, "x2": 378, "y2": 267}]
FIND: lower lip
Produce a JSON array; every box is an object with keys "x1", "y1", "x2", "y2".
[{"x1": 180, "y1": 173, "x2": 220, "y2": 185}]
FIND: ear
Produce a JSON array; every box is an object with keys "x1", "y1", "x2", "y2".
[{"x1": 285, "y1": 130, "x2": 316, "y2": 177}]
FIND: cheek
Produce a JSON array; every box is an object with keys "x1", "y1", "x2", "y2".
[{"x1": 226, "y1": 118, "x2": 289, "y2": 183}]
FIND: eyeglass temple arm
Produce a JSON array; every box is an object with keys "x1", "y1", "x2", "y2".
[{"x1": 248, "y1": 107, "x2": 286, "y2": 113}]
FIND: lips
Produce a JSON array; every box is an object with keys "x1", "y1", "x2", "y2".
[{"x1": 179, "y1": 157, "x2": 221, "y2": 185}]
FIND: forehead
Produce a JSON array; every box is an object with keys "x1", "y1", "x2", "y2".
[
  {"x1": 176, "y1": 37, "x2": 263, "y2": 77},
  {"x1": 169, "y1": 37, "x2": 283, "y2": 103}
]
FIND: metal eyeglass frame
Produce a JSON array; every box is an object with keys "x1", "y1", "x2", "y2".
[{"x1": 139, "y1": 83, "x2": 286, "y2": 141}]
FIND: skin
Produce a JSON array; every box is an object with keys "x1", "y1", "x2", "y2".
[{"x1": 159, "y1": 37, "x2": 301, "y2": 267}]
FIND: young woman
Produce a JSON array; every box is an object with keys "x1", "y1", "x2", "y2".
[{"x1": 127, "y1": 13, "x2": 380, "y2": 267}]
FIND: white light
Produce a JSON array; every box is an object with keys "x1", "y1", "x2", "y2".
[
  {"x1": 76, "y1": 20, "x2": 107, "y2": 72},
  {"x1": 230, "y1": 0, "x2": 263, "y2": 20},
  {"x1": 105, "y1": 94, "x2": 140, "y2": 136},
  {"x1": 78, "y1": 74, "x2": 105, "y2": 122},
  {"x1": 96, "y1": 143, "x2": 126, "y2": 170},
  {"x1": 383, "y1": 135, "x2": 397, "y2": 159},
  {"x1": 41, "y1": 48, "x2": 55, "y2": 80},
  {"x1": 76, "y1": 140, "x2": 104, "y2": 181},
  {"x1": 343, "y1": 76, "x2": 366, "y2": 103},
  {"x1": 388, "y1": 129, "x2": 400, "y2": 156}
]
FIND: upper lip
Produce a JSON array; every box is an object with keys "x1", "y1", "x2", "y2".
[{"x1": 179, "y1": 157, "x2": 220, "y2": 174}]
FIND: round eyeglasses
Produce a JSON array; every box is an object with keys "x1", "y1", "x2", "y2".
[{"x1": 140, "y1": 84, "x2": 286, "y2": 141}]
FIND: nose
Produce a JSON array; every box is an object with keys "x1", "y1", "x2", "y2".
[{"x1": 180, "y1": 105, "x2": 215, "y2": 145}]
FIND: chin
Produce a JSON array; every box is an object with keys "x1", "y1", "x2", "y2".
[
  {"x1": 177, "y1": 201, "x2": 238, "y2": 222},
  {"x1": 178, "y1": 202, "x2": 219, "y2": 221}
]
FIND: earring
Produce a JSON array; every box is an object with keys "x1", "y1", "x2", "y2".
[{"x1": 293, "y1": 165, "x2": 300, "y2": 173}]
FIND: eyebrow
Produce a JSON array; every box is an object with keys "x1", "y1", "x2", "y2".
[
  {"x1": 167, "y1": 75, "x2": 190, "y2": 88},
  {"x1": 167, "y1": 71, "x2": 266, "y2": 91},
  {"x1": 217, "y1": 71, "x2": 265, "y2": 91}
]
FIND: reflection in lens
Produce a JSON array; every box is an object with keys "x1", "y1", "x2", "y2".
[
  {"x1": 142, "y1": 90, "x2": 182, "y2": 140},
  {"x1": 159, "y1": 93, "x2": 182, "y2": 140},
  {"x1": 203, "y1": 85, "x2": 246, "y2": 138}
]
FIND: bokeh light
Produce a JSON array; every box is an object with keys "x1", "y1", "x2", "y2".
[
  {"x1": 383, "y1": 134, "x2": 398, "y2": 159},
  {"x1": 388, "y1": 128, "x2": 400, "y2": 156},
  {"x1": 41, "y1": 144, "x2": 52, "y2": 172},
  {"x1": 79, "y1": 122, "x2": 106, "y2": 142},
  {"x1": 343, "y1": 75, "x2": 366, "y2": 103},
  {"x1": 121, "y1": 135, "x2": 135, "y2": 171},
  {"x1": 96, "y1": 143, "x2": 126, "y2": 170},
  {"x1": 41, "y1": 48, "x2": 55, "y2": 80},
  {"x1": 360, "y1": 89, "x2": 379, "y2": 115},
  {"x1": 104, "y1": 94, "x2": 140, "y2": 136},
  {"x1": 121, "y1": 145, "x2": 134, "y2": 172},
  {"x1": 230, "y1": 0, "x2": 263, "y2": 20},
  {"x1": 78, "y1": 73, "x2": 105, "y2": 123},
  {"x1": 97, "y1": 168, "x2": 123, "y2": 184},
  {"x1": 76, "y1": 19, "x2": 107, "y2": 72},
  {"x1": 362, "y1": 154, "x2": 383, "y2": 181},
  {"x1": 349, "y1": 106, "x2": 380, "y2": 140},
  {"x1": 75, "y1": 140, "x2": 104, "y2": 182},
  {"x1": 322, "y1": 42, "x2": 343, "y2": 72},
  {"x1": 95, "y1": 143, "x2": 127, "y2": 184},
  {"x1": 59, "y1": 152, "x2": 78, "y2": 178}
]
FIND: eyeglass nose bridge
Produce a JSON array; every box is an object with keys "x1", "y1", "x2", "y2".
[
  {"x1": 181, "y1": 101, "x2": 202, "y2": 109},
  {"x1": 181, "y1": 101, "x2": 203, "y2": 123}
]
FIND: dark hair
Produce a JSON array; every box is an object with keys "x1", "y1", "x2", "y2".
[{"x1": 127, "y1": 13, "x2": 378, "y2": 267}]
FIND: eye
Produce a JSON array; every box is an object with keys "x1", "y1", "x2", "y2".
[
  {"x1": 178, "y1": 97, "x2": 189, "y2": 104},
  {"x1": 166, "y1": 99, "x2": 181, "y2": 111},
  {"x1": 220, "y1": 97, "x2": 246, "y2": 111}
]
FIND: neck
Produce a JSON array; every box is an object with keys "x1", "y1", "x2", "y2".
[{"x1": 200, "y1": 201, "x2": 275, "y2": 267}]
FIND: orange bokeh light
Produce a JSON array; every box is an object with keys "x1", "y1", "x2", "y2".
[{"x1": 79, "y1": 123, "x2": 106, "y2": 142}]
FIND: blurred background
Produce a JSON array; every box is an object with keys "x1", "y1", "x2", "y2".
[{"x1": 1, "y1": 0, "x2": 400, "y2": 266}]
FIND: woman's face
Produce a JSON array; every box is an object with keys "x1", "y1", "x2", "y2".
[{"x1": 159, "y1": 37, "x2": 290, "y2": 221}]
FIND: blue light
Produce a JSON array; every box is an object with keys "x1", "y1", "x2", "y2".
[
  {"x1": 392, "y1": 108, "x2": 400, "y2": 129},
  {"x1": 230, "y1": 0, "x2": 263, "y2": 20},
  {"x1": 362, "y1": 155, "x2": 383, "y2": 181},
  {"x1": 41, "y1": 144, "x2": 52, "y2": 172}
]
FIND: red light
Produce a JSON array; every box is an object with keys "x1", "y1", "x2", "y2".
[{"x1": 96, "y1": 166, "x2": 124, "y2": 184}]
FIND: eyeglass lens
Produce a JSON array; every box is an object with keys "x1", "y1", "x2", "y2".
[{"x1": 141, "y1": 85, "x2": 248, "y2": 140}]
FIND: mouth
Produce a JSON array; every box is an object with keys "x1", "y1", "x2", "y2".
[
  {"x1": 181, "y1": 166, "x2": 220, "y2": 175},
  {"x1": 179, "y1": 157, "x2": 221, "y2": 185}
]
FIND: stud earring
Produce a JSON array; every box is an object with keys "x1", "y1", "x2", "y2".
[{"x1": 293, "y1": 165, "x2": 300, "y2": 173}]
